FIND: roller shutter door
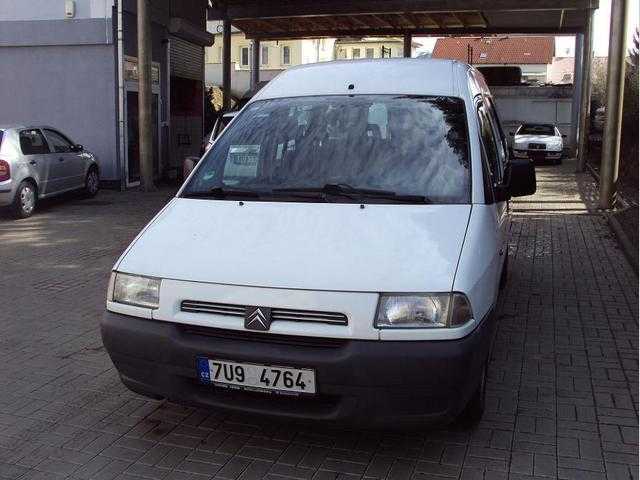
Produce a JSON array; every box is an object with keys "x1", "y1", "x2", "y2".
[{"x1": 170, "y1": 36, "x2": 203, "y2": 80}]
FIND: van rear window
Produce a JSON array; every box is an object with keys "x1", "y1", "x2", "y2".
[{"x1": 185, "y1": 95, "x2": 471, "y2": 204}]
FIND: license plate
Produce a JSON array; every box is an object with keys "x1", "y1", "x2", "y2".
[{"x1": 197, "y1": 358, "x2": 316, "y2": 395}]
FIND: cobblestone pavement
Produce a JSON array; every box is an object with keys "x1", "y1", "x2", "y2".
[{"x1": 0, "y1": 160, "x2": 637, "y2": 480}]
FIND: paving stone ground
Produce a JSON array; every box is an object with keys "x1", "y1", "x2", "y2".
[{"x1": 0, "y1": 159, "x2": 637, "y2": 480}]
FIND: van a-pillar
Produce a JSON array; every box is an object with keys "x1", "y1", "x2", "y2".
[
  {"x1": 599, "y1": 0, "x2": 629, "y2": 209},
  {"x1": 403, "y1": 34, "x2": 412, "y2": 58},
  {"x1": 137, "y1": 0, "x2": 155, "y2": 191}
]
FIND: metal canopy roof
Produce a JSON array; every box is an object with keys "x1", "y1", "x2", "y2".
[{"x1": 209, "y1": 0, "x2": 599, "y2": 40}]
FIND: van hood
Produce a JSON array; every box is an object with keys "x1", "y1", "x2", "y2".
[{"x1": 117, "y1": 198, "x2": 471, "y2": 293}]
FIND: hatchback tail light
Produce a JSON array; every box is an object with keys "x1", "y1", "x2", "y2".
[{"x1": 0, "y1": 160, "x2": 10, "y2": 182}]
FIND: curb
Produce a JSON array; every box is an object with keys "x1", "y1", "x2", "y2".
[{"x1": 605, "y1": 211, "x2": 639, "y2": 273}]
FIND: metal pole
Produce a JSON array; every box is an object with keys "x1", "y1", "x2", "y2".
[
  {"x1": 599, "y1": 0, "x2": 629, "y2": 209},
  {"x1": 570, "y1": 33, "x2": 584, "y2": 160},
  {"x1": 577, "y1": 10, "x2": 594, "y2": 171},
  {"x1": 222, "y1": 19, "x2": 232, "y2": 111},
  {"x1": 403, "y1": 33, "x2": 412, "y2": 58},
  {"x1": 250, "y1": 39, "x2": 260, "y2": 90},
  {"x1": 137, "y1": 0, "x2": 155, "y2": 191}
]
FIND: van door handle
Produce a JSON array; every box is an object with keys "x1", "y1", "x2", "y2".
[{"x1": 58, "y1": 157, "x2": 65, "y2": 162}]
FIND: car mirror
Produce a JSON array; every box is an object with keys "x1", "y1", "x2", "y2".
[
  {"x1": 509, "y1": 132, "x2": 514, "y2": 136},
  {"x1": 507, "y1": 159, "x2": 537, "y2": 197},
  {"x1": 562, "y1": 134, "x2": 567, "y2": 138}
]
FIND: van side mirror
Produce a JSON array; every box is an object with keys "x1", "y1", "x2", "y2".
[
  {"x1": 509, "y1": 132, "x2": 514, "y2": 137},
  {"x1": 507, "y1": 159, "x2": 537, "y2": 197},
  {"x1": 562, "y1": 134, "x2": 567, "y2": 138}
]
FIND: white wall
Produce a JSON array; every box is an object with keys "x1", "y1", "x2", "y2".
[{"x1": 0, "y1": 0, "x2": 113, "y2": 21}]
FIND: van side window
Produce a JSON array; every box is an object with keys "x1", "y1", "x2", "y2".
[
  {"x1": 477, "y1": 105, "x2": 502, "y2": 184},
  {"x1": 484, "y1": 98, "x2": 508, "y2": 172},
  {"x1": 19, "y1": 129, "x2": 50, "y2": 155}
]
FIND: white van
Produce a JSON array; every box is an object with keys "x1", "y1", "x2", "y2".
[{"x1": 101, "y1": 59, "x2": 536, "y2": 426}]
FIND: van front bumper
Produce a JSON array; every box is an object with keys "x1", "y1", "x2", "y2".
[{"x1": 101, "y1": 310, "x2": 496, "y2": 427}]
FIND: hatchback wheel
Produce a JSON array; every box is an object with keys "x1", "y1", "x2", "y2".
[
  {"x1": 84, "y1": 167, "x2": 99, "y2": 197},
  {"x1": 12, "y1": 181, "x2": 37, "y2": 219}
]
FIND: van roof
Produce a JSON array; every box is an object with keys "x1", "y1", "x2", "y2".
[{"x1": 251, "y1": 58, "x2": 469, "y2": 102}]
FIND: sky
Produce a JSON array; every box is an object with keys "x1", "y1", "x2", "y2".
[{"x1": 415, "y1": 0, "x2": 639, "y2": 57}]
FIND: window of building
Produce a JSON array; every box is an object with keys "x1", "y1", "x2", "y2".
[
  {"x1": 240, "y1": 47, "x2": 249, "y2": 67},
  {"x1": 366, "y1": 48, "x2": 375, "y2": 58},
  {"x1": 352, "y1": 48, "x2": 361, "y2": 59},
  {"x1": 338, "y1": 49, "x2": 347, "y2": 59},
  {"x1": 261, "y1": 45, "x2": 269, "y2": 65},
  {"x1": 282, "y1": 46, "x2": 291, "y2": 65}
]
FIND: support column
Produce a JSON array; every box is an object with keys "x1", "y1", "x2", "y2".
[
  {"x1": 403, "y1": 33, "x2": 412, "y2": 58},
  {"x1": 577, "y1": 10, "x2": 594, "y2": 171},
  {"x1": 137, "y1": 0, "x2": 155, "y2": 191},
  {"x1": 250, "y1": 39, "x2": 260, "y2": 90},
  {"x1": 570, "y1": 34, "x2": 584, "y2": 160},
  {"x1": 599, "y1": 0, "x2": 629, "y2": 209},
  {"x1": 222, "y1": 18, "x2": 232, "y2": 111}
]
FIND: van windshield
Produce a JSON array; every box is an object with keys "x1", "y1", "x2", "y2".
[{"x1": 183, "y1": 95, "x2": 471, "y2": 204}]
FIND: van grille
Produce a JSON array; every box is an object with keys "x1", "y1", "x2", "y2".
[
  {"x1": 180, "y1": 300, "x2": 348, "y2": 326},
  {"x1": 180, "y1": 325, "x2": 347, "y2": 348}
]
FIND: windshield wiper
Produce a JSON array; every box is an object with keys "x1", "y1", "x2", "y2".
[
  {"x1": 273, "y1": 183, "x2": 431, "y2": 203},
  {"x1": 183, "y1": 186, "x2": 263, "y2": 199}
]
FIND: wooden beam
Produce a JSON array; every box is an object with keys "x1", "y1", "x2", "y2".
[
  {"x1": 245, "y1": 24, "x2": 583, "y2": 40},
  {"x1": 212, "y1": 0, "x2": 599, "y2": 21},
  {"x1": 448, "y1": 12, "x2": 466, "y2": 28}
]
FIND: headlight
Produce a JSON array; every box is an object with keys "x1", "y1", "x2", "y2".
[
  {"x1": 111, "y1": 272, "x2": 161, "y2": 309},
  {"x1": 375, "y1": 293, "x2": 473, "y2": 328}
]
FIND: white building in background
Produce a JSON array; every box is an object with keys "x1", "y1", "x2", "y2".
[
  {"x1": 205, "y1": 22, "x2": 335, "y2": 97},
  {"x1": 334, "y1": 37, "x2": 422, "y2": 59}
]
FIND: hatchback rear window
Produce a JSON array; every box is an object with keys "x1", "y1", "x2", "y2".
[{"x1": 185, "y1": 95, "x2": 471, "y2": 204}]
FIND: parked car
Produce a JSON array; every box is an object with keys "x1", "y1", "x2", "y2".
[
  {"x1": 511, "y1": 123, "x2": 565, "y2": 164},
  {"x1": 0, "y1": 126, "x2": 100, "y2": 218},
  {"x1": 101, "y1": 59, "x2": 536, "y2": 427},
  {"x1": 201, "y1": 111, "x2": 238, "y2": 155}
]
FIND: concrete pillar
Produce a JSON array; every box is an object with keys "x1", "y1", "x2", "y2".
[
  {"x1": 250, "y1": 39, "x2": 260, "y2": 90},
  {"x1": 137, "y1": 0, "x2": 155, "y2": 191},
  {"x1": 577, "y1": 10, "x2": 594, "y2": 171},
  {"x1": 403, "y1": 33, "x2": 412, "y2": 58},
  {"x1": 599, "y1": 0, "x2": 629, "y2": 209},
  {"x1": 222, "y1": 19, "x2": 232, "y2": 111},
  {"x1": 570, "y1": 34, "x2": 584, "y2": 159}
]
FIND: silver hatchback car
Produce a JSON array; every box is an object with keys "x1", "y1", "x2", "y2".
[{"x1": 0, "y1": 126, "x2": 100, "y2": 218}]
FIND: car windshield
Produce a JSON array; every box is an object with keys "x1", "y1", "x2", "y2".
[
  {"x1": 518, "y1": 125, "x2": 555, "y2": 136},
  {"x1": 183, "y1": 95, "x2": 471, "y2": 204}
]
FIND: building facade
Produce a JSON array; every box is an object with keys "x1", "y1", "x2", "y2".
[
  {"x1": 334, "y1": 37, "x2": 421, "y2": 60},
  {"x1": 205, "y1": 22, "x2": 335, "y2": 98},
  {"x1": 0, "y1": 0, "x2": 211, "y2": 188},
  {"x1": 432, "y1": 36, "x2": 555, "y2": 84}
]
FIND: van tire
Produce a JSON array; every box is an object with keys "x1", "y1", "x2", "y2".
[
  {"x1": 11, "y1": 180, "x2": 37, "y2": 219},
  {"x1": 459, "y1": 362, "x2": 487, "y2": 425},
  {"x1": 84, "y1": 166, "x2": 100, "y2": 197}
]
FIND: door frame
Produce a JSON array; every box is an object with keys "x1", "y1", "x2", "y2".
[{"x1": 123, "y1": 81, "x2": 162, "y2": 188}]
